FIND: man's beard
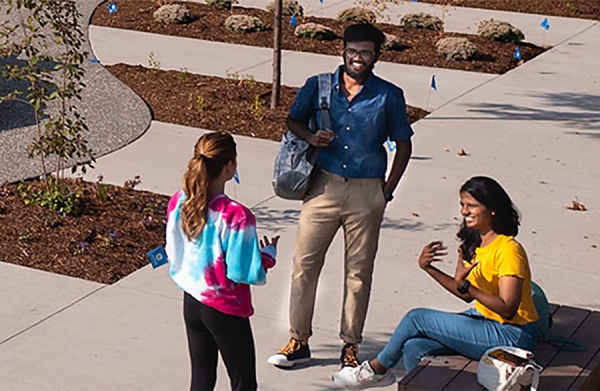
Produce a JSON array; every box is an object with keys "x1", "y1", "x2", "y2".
[{"x1": 343, "y1": 57, "x2": 375, "y2": 80}]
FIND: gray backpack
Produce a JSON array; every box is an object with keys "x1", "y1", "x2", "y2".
[{"x1": 272, "y1": 73, "x2": 332, "y2": 200}]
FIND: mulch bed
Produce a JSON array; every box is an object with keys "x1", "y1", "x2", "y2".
[
  {"x1": 106, "y1": 63, "x2": 430, "y2": 141},
  {"x1": 91, "y1": 0, "x2": 545, "y2": 75},
  {"x1": 418, "y1": 0, "x2": 600, "y2": 21},
  {"x1": 0, "y1": 179, "x2": 168, "y2": 284}
]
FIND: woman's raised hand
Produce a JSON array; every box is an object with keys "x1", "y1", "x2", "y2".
[
  {"x1": 260, "y1": 235, "x2": 280, "y2": 249},
  {"x1": 454, "y1": 247, "x2": 478, "y2": 283},
  {"x1": 418, "y1": 241, "x2": 448, "y2": 270}
]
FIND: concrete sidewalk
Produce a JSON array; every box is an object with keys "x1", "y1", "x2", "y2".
[{"x1": 1, "y1": 1, "x2": 599, "y2": 390}]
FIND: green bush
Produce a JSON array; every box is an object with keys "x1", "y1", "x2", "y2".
[{"x1": 294, "y1": 23, "x2": 336, "y2": 40}]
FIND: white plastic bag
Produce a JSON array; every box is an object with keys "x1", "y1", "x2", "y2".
[{"x1": 477, "y1": 346, "x2": 543, "y2": 391}]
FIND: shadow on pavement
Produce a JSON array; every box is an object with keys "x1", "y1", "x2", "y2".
[{"x1": 430, "y1": 91, "x2": 600, "y2": 135}]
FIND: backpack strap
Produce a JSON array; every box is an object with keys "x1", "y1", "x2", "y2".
[
  {"x1": 317, "y1": 73, "x2": 333, "y2": 131},
  {"x1": 307, "y1": 73, "x2": 333, "y2": 165},
  {"x1": 544, "y1": 335, "x2": 586, "y2": 352}
]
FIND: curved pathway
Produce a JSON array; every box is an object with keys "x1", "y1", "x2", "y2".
[{"x1": 0, "y1": 0, "x2": 151, "y2": 183}]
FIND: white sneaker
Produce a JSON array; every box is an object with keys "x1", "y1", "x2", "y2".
[{"x1": 332, "y1": 361, "x2": 396, "y2": 389}]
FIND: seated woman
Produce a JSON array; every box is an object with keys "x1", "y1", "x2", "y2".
[{"x1": 333, "y1": 176, "x2": 539, "y2": 389}]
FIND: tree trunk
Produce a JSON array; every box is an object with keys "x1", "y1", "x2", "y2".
[{"x1": 271, "y1": 0, "x2": 282, "y2": 108}]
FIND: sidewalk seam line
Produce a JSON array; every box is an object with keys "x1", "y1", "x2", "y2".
[{"x1": 0, "y1": 284, "x2": 108, "y2": 347}]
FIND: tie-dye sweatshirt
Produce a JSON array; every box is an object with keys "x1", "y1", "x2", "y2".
[{"x1": 165, "y1": 190, "x2": 276, "y2": 318}]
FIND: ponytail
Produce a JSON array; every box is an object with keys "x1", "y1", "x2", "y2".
[{"x1": 180, "y1": 132, "x2": 237, "y2": 241}]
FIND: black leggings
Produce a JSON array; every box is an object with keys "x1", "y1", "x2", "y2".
[{"x1": 183, "y1": 292, "x2": 257, "y2": 391}]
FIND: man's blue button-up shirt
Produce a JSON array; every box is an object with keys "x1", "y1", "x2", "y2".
[{"x1": 289, "y1": 66, "x2": 413, "y2": 179}]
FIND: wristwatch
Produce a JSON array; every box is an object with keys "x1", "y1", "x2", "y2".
[
  {"x1": 384, "y1": 191, "x2": 394, "y2": 202},
  {"x1": 457, "y1": 280, "x2": 471, "y2": 294}
]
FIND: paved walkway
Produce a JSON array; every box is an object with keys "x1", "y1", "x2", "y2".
[
  {"x1": 0, "y1": 1, "x2": 599, "y2": 390},
  {"x1": 0, "y1": 0, "x2": 151, "y2": 184}
]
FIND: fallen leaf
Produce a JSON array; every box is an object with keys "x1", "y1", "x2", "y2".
[
  {"x1": 457, "y1": 148, "x2": 469, "y2": 156},
  {"x1": 591, "y1": 244, "x2": 597, "y2": 249},
  {"x1": 443, "y1": 148, "x2": 450, "y2": 152},
  {"x1": 583, "y1": 235, "x2": 589, "y2": 239},
  {"x1": 566, "y1": 199, "x2": 587, "y2": 211},
  {"x1": 411, "y1": 211, "x2": 420, "y2": 217}
]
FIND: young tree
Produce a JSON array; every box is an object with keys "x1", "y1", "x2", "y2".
[
  {"x1": 1, "y1": 0, "x2": 94, "y2": 215},
  {"x1": 271, "y1": 0, "x2": 282, "y2": 108}
]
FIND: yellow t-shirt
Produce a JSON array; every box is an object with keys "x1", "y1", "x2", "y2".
[{"x1": 467, "y1": 235, "x2": 539, "y2": 325}]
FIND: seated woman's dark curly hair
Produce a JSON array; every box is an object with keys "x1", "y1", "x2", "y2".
[{"x1": 457, "y1": 176, "x2": 521, "y2": 261}]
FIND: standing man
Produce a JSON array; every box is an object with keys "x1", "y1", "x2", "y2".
[{"x1": 268, "y1": 24, "x2": 413, "y2": 369}]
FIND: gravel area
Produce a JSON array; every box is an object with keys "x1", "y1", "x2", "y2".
[{"x1": 0, "y1": 0, "x2": 151, "y2": 183}]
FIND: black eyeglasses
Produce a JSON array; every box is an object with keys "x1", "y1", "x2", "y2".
[{"x1": 344, "y1": 48, "x2": 375, "y2": 61}]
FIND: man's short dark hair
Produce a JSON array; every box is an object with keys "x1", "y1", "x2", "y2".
[{"x1": 343, "y1": 23, "x2": 385, "y2": 52}]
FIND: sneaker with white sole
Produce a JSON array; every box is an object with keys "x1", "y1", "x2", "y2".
[
  {"x1": 332, "y1": 360, "x2": 396, "y2": 389},
  {"x1": 267, "y1": 338, "x2": 311, "y2": 368}
]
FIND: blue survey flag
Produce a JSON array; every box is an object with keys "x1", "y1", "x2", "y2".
[
  {"x1": 386, "y1": 138, "x2": 397, "y2": 152},
  {"x1": 513, "y1": 46, "x2": 521, "y2": 61},
  {"x1": 234, "y1": 169, "x2": 240, "y2": 184},
  {"x1": 430, "y1": 75, "x2": 437, "y2": 91},
  {"x1": 108, "y1": 1, "x2": 117, "y2": 13},
  {"x1": 290, "y1": 13, "x2": 297, "y2": 28},
  {"x1": 89, "y1": 58, "x2": 100, "y2": 63},
  {"x1": 319, "y1": 0, "x2": 323, "y2": 3},
  {"x1": 540, "y1": 18, "x2": 550, "y2": 30}
]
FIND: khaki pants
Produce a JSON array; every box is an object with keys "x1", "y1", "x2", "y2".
[{"x1": 289, "y1": 168, "x2": 386, "y2": 345}]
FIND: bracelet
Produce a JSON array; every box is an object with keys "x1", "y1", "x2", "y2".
[{"x1": 457, "y1": 280, "x2": 471, "y2": 294}]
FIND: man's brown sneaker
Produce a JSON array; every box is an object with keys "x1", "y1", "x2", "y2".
[
  {"x1": 267, "y1": 338, "x2": 311, "y2": 368},
  {"x1": 341, "y1": 343, "x2": 360, "y2": 368}
]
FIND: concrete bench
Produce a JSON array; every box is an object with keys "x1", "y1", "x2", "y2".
[{"x1": 398, "y1": 304, "x2": 600, "y2": 390}]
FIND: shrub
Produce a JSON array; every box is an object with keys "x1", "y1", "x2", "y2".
[
  {"x1": 294, "y1": 23, "x2": 336, "y2": 40},
  {"x1": 436, "y1": 37, "x2": 478, "y2": 61},
  {"x1": 224, "y1": 15, "x2": 265, "y2": 33},
  {"x1": 400, "y1": 13, "x2": 443, "y2": 31},
  {"x1": 478, "y1": 19, "x2": 524, "y2": 43},
  {"x1": 206, "y1": 0, "x2": 234, "y2": 10},
  {"x1": 337, "y1": 7, "x2": 377, "y2": 23},
  {"x1": 266, "y1": 0, "x2": 303, "y2": 16},
  {"x1": 153, "y1": 4, "x2": 195, "y2": 24},
  {"x1": 382, "y1": 32, "x2": 403, "y2": 50}
]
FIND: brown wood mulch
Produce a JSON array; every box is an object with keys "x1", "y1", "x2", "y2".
[
  {"x1": 105, "y1": 63, "x2": 430, "y2": 141},
  {"x1": 0, "y1": 179, "x2": 168, "y2": 284},
  {"x1": 91, "y1": 0, "x2": 545, "y2": 75},
  {"x1": 418, "y1": 0, "x2": 600, "y2": 21}
]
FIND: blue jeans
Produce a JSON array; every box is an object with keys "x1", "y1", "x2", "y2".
[{"x1": 376, "y1": 307, "x2": 539, "y2": 372}]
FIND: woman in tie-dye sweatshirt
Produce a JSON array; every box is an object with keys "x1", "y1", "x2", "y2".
[{"x1": 165, "y1": 132, "x2": 278, "y2": 391}]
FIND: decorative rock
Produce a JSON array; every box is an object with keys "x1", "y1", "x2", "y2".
[
  {"x1": 399, "y1": 12, "x2": 443, "y2": 31},
  {"x1": 436, "y1": 37, "x2": 478, "y2": 61},
  {"x1": 294, "y1": 22, "x2": 336, "y2": 40},
  {"x1": 478, "y1": 19, "x2": 524, "y2": 43},
  {"x1": 224, "y1": 14, "x2": 265, "y2": 33},
  {"x1": 153, "y1": 4, "x2": 194, "y2": 25},
  {"x1": 266, "y1": 0, "x2": 303, "y2": 17},
  {"x1": 382, "y1": 32, "x2": 403, "y2": 50},
  {"x1": 337, "y1": 7, "x2": 376, "y2": 24}
]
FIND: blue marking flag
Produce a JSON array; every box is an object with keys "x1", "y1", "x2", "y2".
[
  {"x1": 234, "y1": 169, "x2": 240, "y2": 184},
  {"x1": 513, "y1": 46, "x2": 521, "y2": 61},
  {"x1": 290, "y1": 13, "x2": 297, "y2": 28},
  {"x1": 89, "y1": 58, "x2": 100, "y2": 63},
  {"x1": 319, "y1": 0, "x2": 323, "y2": 3},
  {"x1": 540, "y1": 18, "x2": 550, "y2": 31},
  {"x1": 108, "y1": 1, "x2": 117, "y2": 13},
  {"x1": 411, "y1": 0, "x2": 418, "y2": 2},
  {"x1": 386, "y1": 138, "x2": 396, "y2": 152},
  {"x1": 430, "y1": 75, "x2": 437, "y2": 91},
  {"x1": 147, "y1": 246, "x2": 168, "y2": 269}
]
